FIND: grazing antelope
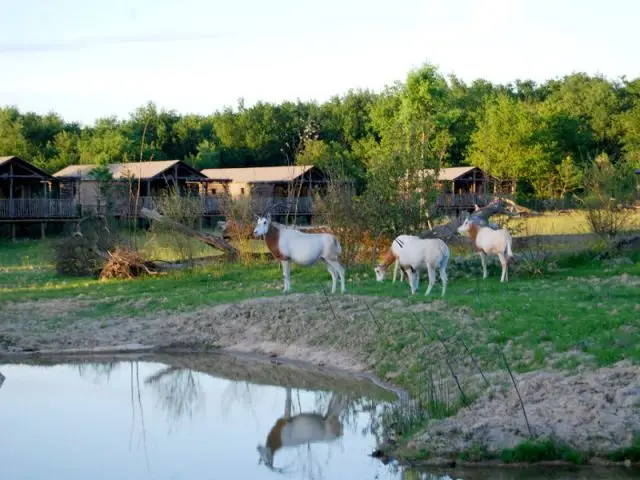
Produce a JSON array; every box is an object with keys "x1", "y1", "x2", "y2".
[
  {"x1": 457, "y1": 216, "x2": 514, "y2": 282},
  {"x1": 383, "y1": 234, "x2": 420, "y2": 284},
  {"x1": 257, "y1": 388, "x2": 347, "y2": 471},
  {"x1": 253, "y1": 209, "x2": 346, "y2": 294},
  {"x1": 374, "y1": 236, "x2": 450, "y2": 296}
]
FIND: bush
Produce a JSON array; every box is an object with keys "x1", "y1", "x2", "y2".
[
  {"x1": 54, "y1": 216, "x2": 120, "y2": 276},
  {"x1": 218, "y1": 195, "x2": 263, "y2": 265},
  {"x1": 579, "y1": 155, "x2": 638, "y2": 240}
]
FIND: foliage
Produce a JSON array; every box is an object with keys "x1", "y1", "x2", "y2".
[
  {"x1": 2, "y1": 66, "x2": 640, "y2": 197},
  {"x1": 468, "y1": 93, "x2": 552, "y2": 193},
  {"x1": 313, "y1": 175, "x2": 367, "y2": 267},
  {"x1": 500, "y1": 438, "x2": 585, "y2": 465},
  {"x1": 578, "y1": 154, "x2": 638, "y2": 240},
  {"x1": 53, "y1": 217, "x2": 120, "y2": 276},
  {"x1": 216, "y1": 195, "x2": 268, "y2": 265},
  {"x1": 607, "y1": 435, "x2": 640, "y2": 462}
]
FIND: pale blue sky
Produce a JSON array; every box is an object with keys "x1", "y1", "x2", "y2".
[{"x1": 1, "y1": 0, "x2": 638, "y2": 125}]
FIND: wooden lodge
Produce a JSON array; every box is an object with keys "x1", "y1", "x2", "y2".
[
  {"x1": 418, "y1": 166, "x2": 512, "y2": 212},
  {"x1": 0, "y1": 156, "x2": 76, "y2": 222},
  {"x1": 201, "y1": 165, "x2": 333, "y2": 218},
  {"x1": 53, "y1": 160, "x2": 232, "y2": 217}
]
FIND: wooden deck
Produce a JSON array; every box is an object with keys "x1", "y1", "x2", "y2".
[
  {"x1": 0, "y1": 193, "x2": 495, "y2": 222},
  {"x1": 122, "y1": 196, "x2": 224, "y2": 216},
  {"x1": 436, "y1": 193, "x2": 496, "y2": 209},
  {"x1": 0, "y1": 198, "x2": 77, "y2": 220}
]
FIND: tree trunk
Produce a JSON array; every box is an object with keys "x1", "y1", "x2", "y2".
[{"x1": 139, "y1": 207, "x2": 240, "y2": 258}]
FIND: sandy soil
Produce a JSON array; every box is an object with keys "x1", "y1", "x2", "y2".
[
  {"x1": 408, "y1": 361, "x2": 640, "y2": 458},
  {"x1": 1, "y1": 293, "x2": 639, "y2": 461},
  {"x1": 0, "y1": 293, "x2": 452, "y2": 370}
]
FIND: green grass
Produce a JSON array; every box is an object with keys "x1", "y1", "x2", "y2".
[
  {"x1": 496, "y1": 209, "x2": 640, "y2": 237},
  {"x1": 2, "y1": 235, "x2": 640, "y2": 373},
  {"x1": 500, "y1": 438, "x2": 586, "y2": 465},
  {"x1": 607, "y1": 436, "x2": 640, "y2": 462},
  {"x1": 2, "y1": 233, "x2": 640, "y2": 465}
]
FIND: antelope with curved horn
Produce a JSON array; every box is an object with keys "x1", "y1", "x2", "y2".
[
  {"x1": 374, "y1": 236, "x2": 450, "y2": 296},
  {"x1": 457, "y1": 216, "x2": 514, "y2": 282},
  {"x1": 253, "y1": 202, "x2": 346, "y2": 293},
  {"x1": 257, "y1": 388, "x2": 346, "y2": 471}
]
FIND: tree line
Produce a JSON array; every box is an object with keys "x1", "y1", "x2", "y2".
[{"x1": 1, "y1": 63, "x2": 639, "y2": 200}]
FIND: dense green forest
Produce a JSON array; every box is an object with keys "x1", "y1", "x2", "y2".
[{"x1": 1, "y1": 63, "x2": 639, "y2": 198}]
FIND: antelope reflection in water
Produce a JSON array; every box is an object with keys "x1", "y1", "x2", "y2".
[
  {"x1": 0, "y1": 371, "x2": 5, "y2": 390},
  {"x1": 257, "y1": 388, "x2": 348, "y2": 471}
]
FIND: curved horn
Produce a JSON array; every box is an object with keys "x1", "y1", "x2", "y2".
[{"x1": 261, "y1": 200, "x2": 293, "y2": 217}]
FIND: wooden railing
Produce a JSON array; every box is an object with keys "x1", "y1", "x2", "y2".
[
  {"x1": 436, "y1": 193, "x2": 496, "y2": 208},
  {"x1": 89, "y1": 196, "x2": 223, "y2": 216},
  {"x1": 0, "y1": 198, "x2": 78, "y2": 219}
]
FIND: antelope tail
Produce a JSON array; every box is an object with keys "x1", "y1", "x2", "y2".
[
  {"x1": 439, "y1": 244, "x2": 450, "y2": 270},
  {"x1": 333, "y1": 237, "x2": 342, "y2": 256},
  {"x1": 505, "y1": 232, "x2": 514, "y2": 259}
]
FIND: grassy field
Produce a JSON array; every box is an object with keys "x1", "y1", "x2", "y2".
[
  {"x1": 1, "y1": 219, "x2": 639, "y2": 464},
  {"x1": 1, "y1": 229, "x2": 639, "y2": 374}
]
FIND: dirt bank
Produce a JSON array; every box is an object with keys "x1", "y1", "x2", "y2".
[
  {"x1": 407, "y1": 361, "x2": 640, "y2": 459},
  {"x1": 1, "y1": 293, "x2": 639, "y2": 463},
  {"x1": 0, "y1": 293, "x2": 400, "y2": 370}
]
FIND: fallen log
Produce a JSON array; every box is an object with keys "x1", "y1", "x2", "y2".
[
  {"x1": 140, "y1": 207, "x2": 240, "y2": 258},
  {"x1": 153, "y1": 252, "x2": 274, "y2": 270},
  {"x1": 419, "y1": 199, "x2": 512, "y2": 240}
]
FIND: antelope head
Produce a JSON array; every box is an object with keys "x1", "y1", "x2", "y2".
[
  {"x1": 373, "y1": 264, "x2": 387, "y2": 282},
  {"x1": 457, "y1": 216, "x2": 473, "y2": 234},
  {"x1": 256, "y1": 444, "x2": 290, "y2": 474},
  {"x1": 253, "y1": 214, "x2": 271, "y2": 237},
  {"x1": 256, "y1": 444, "x2": 273, "y2": 467},
  {"x1": 253, "y1": 201, "x2": 292, "y2": 237}
]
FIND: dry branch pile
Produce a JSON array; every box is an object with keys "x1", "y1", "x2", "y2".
[{"x1": 99, "y1": 246, "x2": 164, "y2": 280}]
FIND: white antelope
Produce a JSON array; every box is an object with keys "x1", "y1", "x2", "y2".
[
  {"x1": 457, "y1": 216, "x2": 514, "y2": 282},
  {"x1": 257, "y1": 388, "x2": 346, "y2": 471},
  {"x1": 386, "y1": 234, "x2": 420, "y2": 283},
  {"x1": 253, "y1": 212, "x2": 346, "y2": 293},
  {"x1": 374, "y1": 236, "x2": 450, "y2": 296}
]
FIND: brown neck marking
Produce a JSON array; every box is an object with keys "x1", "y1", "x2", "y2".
[
  {"x1": 467, "y1": 222, "x2": 483, "y2": 251},
  {"x1": 265, "y1": 417, "x2": 287, "y2": 455},
  {"x1": 264, "y1": 223, "x2": 287, "y2": 260},
  {"x1": 378, "y1": 249, "x2": 397, "y2": 269}
]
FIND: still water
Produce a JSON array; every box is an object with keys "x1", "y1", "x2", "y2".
[{"x1": 0, "y1": 354, "x2": 637, "y2": 480}]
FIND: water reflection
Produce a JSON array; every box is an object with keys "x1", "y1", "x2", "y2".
[
  {"x1": 0, "y1": 356, "x2": 632, "y2": 480},
  {"x1": 0, "y1": 370, "x2": 5, "y2": 390},
  {"x1": 0, "y1": 355, "x2": 397, "y2": 480},
  {"x1": 144, "y1": 366, "x2": 203, "y2": 428},
  {"x1": 76, "y1": 361, "x2": 119, "y2": 383},
  {"x1": 257, "y1": 387, "x2": 348, "y2": 473}
]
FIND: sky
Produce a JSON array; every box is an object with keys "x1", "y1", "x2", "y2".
[{"x1": 1, "y1": 0, "x2": 639, "y2": 125}]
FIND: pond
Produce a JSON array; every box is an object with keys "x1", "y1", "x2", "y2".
[{"x1": 0, "y1": 354, "x2": 637, "y2": 480}]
